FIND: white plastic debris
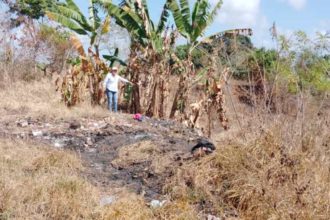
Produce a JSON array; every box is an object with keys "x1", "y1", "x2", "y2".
[
  {"x1": 32, "y1": 130, "x2": 43, "y2": 137},
  {"x1": 207, "y1": 214, "x2": 221, "y2": 220},
  {"x1": 100, "y1": 196, "x2": 115, "y2": 206},
  {"x1": 150, "y1": 200, "x2": 166, "y2": 208},
  {"x1": 86, "y1": 137, "x2": 93, "y2": 146},
  {"x1": 17, "y1": 120, "x2": 28, "y2": 127},
  {"x1": 54, "y1": 140, "x2": 64, "y2": 148}
]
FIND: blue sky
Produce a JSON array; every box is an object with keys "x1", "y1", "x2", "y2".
[
  {"x1": 76, "y1": 0, "x2": 329, "y2": 48},
  {"x1": 83, "y1": 0, "x2": 329, "y2": 48}
]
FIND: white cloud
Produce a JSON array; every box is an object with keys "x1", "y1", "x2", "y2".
[
  {"x1": 211, "y1": 0, "x2": 261, "y2": 27},
  {"x1": 280, "y1": 0, "x2": 307, "y2": 10},
  {"x1": 210, "y1": 0, "x2": 274, "y2": 47}
]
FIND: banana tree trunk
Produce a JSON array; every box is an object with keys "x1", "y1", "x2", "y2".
[
  {"x1": 170, "y1": 74, "x2": 187, "y2": 118},
  {"x1": 146, "y1": 80, "x2": 158, "y2": 117}
]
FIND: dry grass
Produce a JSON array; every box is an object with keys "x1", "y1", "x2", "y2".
[
  {"x1": 100, "y1": 193, "x2": 154, "y2": 220},
  {"x1": 165, "y1": 115, "x2": 330, "y2": 219},
  {"x1": 1, "y1": 69, "x2": 329, "y2": 219},
  {"x1": 112, "y1": 140, "x2": 174, "y2": 175},
  {"x1": 0, "y1": 78, "x2": 110, "y2": 121},
  {"x1": 0, "y1": 139, "x2": 199, "y2": 220},
  {"x1": 0, "y1": 138, "x2": 100, "y2": 219},
  {"x1": 112, "y1": 141, "x2": 160, "y2": 168}
]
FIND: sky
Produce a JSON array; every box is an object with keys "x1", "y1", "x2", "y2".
[
  {"x1": 77, "y1": 0, "x2": 329, "y2": 48},
  {"x1": 1, "y1": 0, "x2": 329, "y2": 50}
]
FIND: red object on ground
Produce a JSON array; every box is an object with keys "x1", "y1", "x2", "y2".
[{"x1": 133, "y1": 113, "x2": 143, "y2": 121}]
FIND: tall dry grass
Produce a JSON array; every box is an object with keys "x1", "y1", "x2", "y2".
[
  {"x1": 0, "y1": 78, "x2": 111, "y2": 121},
  {"x1": 0, "y1": 138, "x2": 99, "y2": 219},
  {"x1": 165, "y1": 109, "x2": 330, "y2": 219}
]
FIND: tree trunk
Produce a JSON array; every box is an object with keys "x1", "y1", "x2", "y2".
[
  {"x1": 146, "y1": 80, "x2": 158, "y2": 117},
  {"x1": 170, "y1": 75, "x2": 184, "y2": 118}
]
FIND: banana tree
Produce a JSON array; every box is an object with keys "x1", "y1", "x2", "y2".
[
  {"x1": 101, "y1": 0, "x2": 176, "y2": 117},
  {"x1": 167, "y1": 0, "x2": 223, "y2": 118},
  {"x1": 46, "y1": 0, "x2": 113, "y2": 105},
  {"x1": 168, "y1": 0, "x2": 222, "y2": 48},
  {"x1": 102, "y1": 0, "x2": 171, "y2": 52}
]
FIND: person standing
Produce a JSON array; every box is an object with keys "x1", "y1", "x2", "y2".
[{"x1": 103, "y1": 67, "x2": 132, "y2": 112}]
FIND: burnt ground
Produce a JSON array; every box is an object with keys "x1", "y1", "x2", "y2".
[{"x1": 0, "y1": 114, "x2": 203, "y2": 201}]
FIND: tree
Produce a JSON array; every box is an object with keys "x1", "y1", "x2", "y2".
[
  {"x1": 167, "y1": 0, "x2": 223, "y2": 118},
  {"x1": 168, "y1": 0, "x2": 222, "y2": 46},
  {"x1": 1, "y1": 0, "x2": 57, "y2": 26},
  {"x1": 46, "y1": 0, "x2": 113, "y2": 106},
  {"x1": 104, "y1": 0, "x2": 171, "y2": 52},
  {"x1": 103, "y1": 0, "x2": 177, "y2": 117},
  {"x1": 36, "y1": 24, "x2": 73, "y2": 75}
]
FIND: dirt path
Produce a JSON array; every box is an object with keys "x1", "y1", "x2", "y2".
[{"x1": 0, "y1": 114, "x2": 202, "y2": 201}]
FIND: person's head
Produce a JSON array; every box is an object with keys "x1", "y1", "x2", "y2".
[{"x1": 111, "y1": 66, "x2": 119, "y2": 75}]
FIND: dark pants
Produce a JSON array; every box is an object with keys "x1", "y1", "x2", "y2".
[{"x1": 106, "y1": 90, "x2": 118, "y2": 112}]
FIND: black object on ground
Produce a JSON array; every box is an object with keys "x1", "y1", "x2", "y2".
[{"x1": 191, "y1": 139, "x2": 216, "y2": 155}]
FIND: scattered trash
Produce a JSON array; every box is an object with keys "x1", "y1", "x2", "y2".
[
  {"x1": 54, "y1": 140, "x2": 64, "y2": 148},
  {"x1": 123, "y1": 123, "x2": 133, "y2": 128},
  {"x1": 133, "y1": 113, "x2": 143, "y2": 122},
  {"x1": 86, "y1": 137, "x2": 93, "y2": 146},
  {"x1": 191, "y1": 139, "x2": 215, "y2": 157},
  {"x1": 100, "y1": 196, "x2": 116, "y2": 206},
  {"x1": 32, "y1": 130, "x2": 43, "y2": 137},
  {"x1": 207, "y1": 214, "x2": 221, "y2": 220},
  {"x1": 150, "y1": 199, "x2": 166, "y2": 208},
  {"x1": 17, "y1": 133, "x2": 27, "y2": 138},
  {"x1": 87, "y1": 148, "x2": 97, "y2": 153},
  {"x1": 43, "y1": 135, "x2": 51, "y2": 140},
  {"x1": 17, "y1": 120, "x2": 28, "y2": 127}
]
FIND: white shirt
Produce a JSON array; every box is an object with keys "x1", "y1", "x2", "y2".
[{"x1": 103, "y1": 73, "x2": 129, "y2": 92}]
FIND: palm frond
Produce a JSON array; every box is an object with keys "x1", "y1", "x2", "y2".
[
  {"x1": 107, "y1": 3, "x2": 147, "y2": 44},
  {"x1": 103, "y1": 54, "x2": 127, "y2": 67},
  {"x1": 191, "y1": 0, "x2": 200, "y2": 28},
  {"x1": 157, "y1": 1, "x2": 170, "y2": 34},
  {"x1": 168, "y1": 0, "x2": 189, "y2": 39},
  {"x1": 65, "y1": 0, "x2": 85, "y2": 16},
  {"x1": 46, "y1": 11, "x2": 88, "y2": 35},
  {"x1": 89, "y1": 0, "x2": 101, "y2": 31},
  {"x1": 206, "y1": 0, "x2": 222, "y2": 30},
  {"x1": 53, "y1": 5, "x2": 92, "y2": 32},
  {"x1": 179, "y1": 0, "x2": 191, "y2": 27},
  {"x1": 191, "y1": 0, "x2": 209, "y2": 42}
]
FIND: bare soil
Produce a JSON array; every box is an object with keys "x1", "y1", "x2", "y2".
[{"x1": 0, "y1": 113, "x2": 203, "y2": 201}]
